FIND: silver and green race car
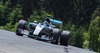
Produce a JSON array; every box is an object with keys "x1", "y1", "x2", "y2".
[{"x1": 16, "y1": 18, "x2": 70, "y2": 46}]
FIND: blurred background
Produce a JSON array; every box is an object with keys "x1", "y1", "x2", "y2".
[{"x1": 0, "y1": 0, "x2": 99, "y2": 52}]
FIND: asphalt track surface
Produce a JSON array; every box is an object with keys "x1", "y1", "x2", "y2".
[{"x1": 0, "y1": 29, "x2": 96, "y2": 53}]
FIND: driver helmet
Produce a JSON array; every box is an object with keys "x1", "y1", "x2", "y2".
[{"x1": 45, "y1": 17, "x2": 50, "y2": 23}]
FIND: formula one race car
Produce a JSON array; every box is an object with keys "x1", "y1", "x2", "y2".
[{"x1": 16, "y1": 17, "x2": 70, "y2": 46}]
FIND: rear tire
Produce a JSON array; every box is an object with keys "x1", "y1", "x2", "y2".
[
  {"x1": 60, "y1": 31, "x2": 70, "y2": 46},
  {"x1": 16, "y1": 20, "x2": 27, "y2": 36},
  {"x1": 51, "y1": 29, "x2": 60, "y2": 44}
]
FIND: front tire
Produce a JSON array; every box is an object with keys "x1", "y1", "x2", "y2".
[
  {"x1": 51, "y1": 29, "x2": 60, "y2": 44},
  {"x1": 16, "y1": 20, "x2": 27, "y2": 36},
  {"x1": 16, "y1": 28, "x2": 23, "y2": 36}
]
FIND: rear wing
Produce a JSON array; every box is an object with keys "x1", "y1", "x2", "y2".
[{"x1": 50, "y1": 19, "x2": 63, "y2": 31}]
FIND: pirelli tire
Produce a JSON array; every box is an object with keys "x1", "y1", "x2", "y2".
[
  {"x1": 16, "y1": 28, "x2": 23, "y2": 36},
  {"x1": 16, "y1": 20, "x2": 27, "y2": 36},
  {"x1": 60, "y1": 31, "x2": 70, "y2": 46},
  {"x1": 51, "y1": 28, "x2": 60, "y2": 44}
]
